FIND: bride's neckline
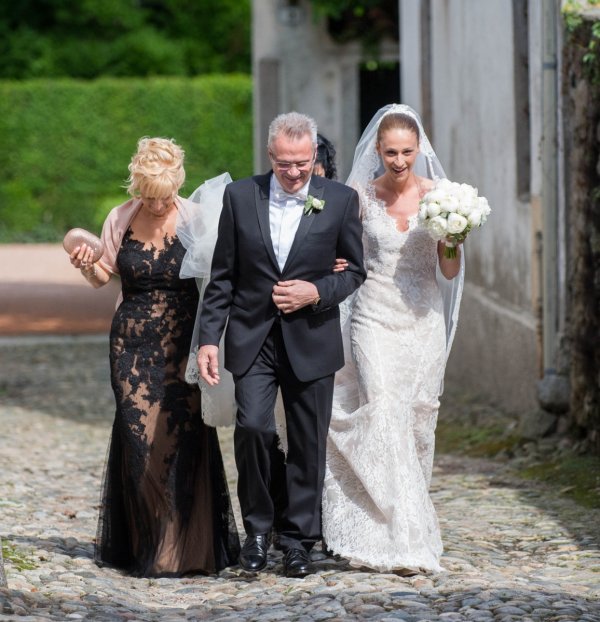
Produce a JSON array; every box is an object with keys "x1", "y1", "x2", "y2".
[{"x1": 367, "y1": 177, "x2": 426, "y2": 233}]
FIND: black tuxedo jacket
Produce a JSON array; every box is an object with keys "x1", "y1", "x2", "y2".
[{"x1": 198, "y1": 172, "x2": 366, "y2": 382}]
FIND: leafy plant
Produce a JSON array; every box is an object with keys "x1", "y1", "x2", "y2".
[
  {"x1": 309, "y1": 0, "x2": 398, "y2": 55},
  {"x1": 582, "y1": 20, "x2": 600, "y2": 83},
  {"x1": 562, "y1": 0, "x2": 600, "y2": 85},
  {"x1": 0, "y1": 0, "x2": 251, "y2": 79}
]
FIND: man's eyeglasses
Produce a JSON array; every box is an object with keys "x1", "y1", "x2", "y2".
[{"x1": 269, "y1": 150, "x2": 315, "y2": 172}]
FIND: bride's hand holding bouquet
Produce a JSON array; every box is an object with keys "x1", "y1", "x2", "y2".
[{"x1": 418, "y1": 178, "x2": 491, "y2": 259}]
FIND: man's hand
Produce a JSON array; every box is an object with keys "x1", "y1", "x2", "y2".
[
  {"x1": 197, "y1": 345, "x2": 220, "y2": 386},
  {"x1": 272, "y1": 280, "x2": 319, "y2": 314}
]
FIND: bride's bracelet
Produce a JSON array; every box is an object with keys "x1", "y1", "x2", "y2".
[{"x1": 80, "y1": 263, "x2": 97, "y2": 279}]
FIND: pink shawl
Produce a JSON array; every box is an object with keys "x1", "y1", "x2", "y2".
[
  {"x1": 99, "y1": 197, "x2": 143, "y2": 275},
  {"x1": 99, "y1": 195, "x2": 192, "y2": 307}
]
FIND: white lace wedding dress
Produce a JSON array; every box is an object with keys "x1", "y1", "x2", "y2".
[{"x1": 322, "y1": 184, "x2": 447, "y2": 573}]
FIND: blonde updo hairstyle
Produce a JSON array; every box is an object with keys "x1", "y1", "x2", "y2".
[{"x1": 126, "y1": 137, "x2": 185, "y2": 199}]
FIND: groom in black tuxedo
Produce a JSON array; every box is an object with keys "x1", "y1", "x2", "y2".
[{"x1": 197, "y1": 112, "x2": 365, "y2": 577}]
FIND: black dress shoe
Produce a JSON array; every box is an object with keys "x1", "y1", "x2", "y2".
[
  {"x1": 239, "y1": 534, "x2": 270, "y2": 572},
  {"x1": 283, "y1": 547, "x2": 314, "y2": 578}
]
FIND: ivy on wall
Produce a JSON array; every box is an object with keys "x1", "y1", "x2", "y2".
[
  {"x1": 308, "y1": 0, "x2": 398, "y2": 53},
  {"x1": 561, "y1": 2, "x2": 600, "y2": 450},
  {"x1": 563, "y1": 0, "x2": 600, "y2": 85}
]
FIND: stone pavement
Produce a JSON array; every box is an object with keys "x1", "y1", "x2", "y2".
[{"x1": 1, "y1": 338, "x2": 599, "y2": 621}]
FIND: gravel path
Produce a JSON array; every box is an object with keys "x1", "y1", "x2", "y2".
[{"x1": 1, "y1": 337, "x2": 599, "y2": 621}]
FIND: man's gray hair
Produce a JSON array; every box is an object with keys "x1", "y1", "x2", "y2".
[{"x1": 267, "y1": 112, "x2": 318, "y2": 148}]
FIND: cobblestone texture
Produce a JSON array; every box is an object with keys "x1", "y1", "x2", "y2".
[{"x1": 1, "y1": 337, "x2": 599, "y2": 621}]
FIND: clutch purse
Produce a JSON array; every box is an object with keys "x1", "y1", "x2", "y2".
[{"x1": 63, "y1": 228, "x2": 105, "y2": 263}]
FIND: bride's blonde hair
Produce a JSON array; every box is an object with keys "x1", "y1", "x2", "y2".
[{"x1": 126, "y1": 137, "x2": 185, "y2": 199}]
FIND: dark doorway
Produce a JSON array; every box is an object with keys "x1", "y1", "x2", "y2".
[{"x1": 359, "y1": 62, "x2": 400, "y2": 132}]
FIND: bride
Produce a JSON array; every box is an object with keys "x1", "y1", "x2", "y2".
[{"x1": 321, "y1": 104, "x2": 464, "y2": 573}]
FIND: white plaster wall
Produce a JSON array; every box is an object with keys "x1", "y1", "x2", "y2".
[
  {"x1": 399, "y1": 0, "x2": 423, "y2": 113},
  {"x1": 430, "y1": 1, "x2": 533, "y2": 308},
  {"x1": 426, "y1": 1, "x2": 539, "y2": 412},
  {"x1": 252, "y1": 0, "x2": 279, "y2": 173}
]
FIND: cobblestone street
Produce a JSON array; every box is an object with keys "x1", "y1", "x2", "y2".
[{"x1": 1, "y1": 337, "x2": 599, "y2": 621}]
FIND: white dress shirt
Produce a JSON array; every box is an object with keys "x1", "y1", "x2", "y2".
[{"x1": 269, "y1": 175, "x2": 310, "y2": 272}]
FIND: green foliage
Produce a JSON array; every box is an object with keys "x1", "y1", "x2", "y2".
[
  {"x1": 436, "y1": 419, "x2": 522, "y2": 458},
  {"x1": 0, "y1": 75, "x2": 253, "y2": 241},
  {"x1": 309, "y1": 0, "x2": 397, "y2": 54},
  {"x1": 562, "y1": 0, "x2": 585, "y2": 32},
  {"x1": 1, "y1": 541, "x2": 38, "y2": 571},
  {"x1": 520, "y1": 456, "x2": 600, "y2": 509},
  {"x1": 582, "y1": 20, "x2": 600, "y2": 84},
  {"x1": 562, "y1": 2, "x2": 600, "y2": 85},
  {"x1": 0, "y1": 0, "x2": 251, "y2": 79},
  {"x1": 438, "y1": 389, "x2": 600, "y2": 509}
]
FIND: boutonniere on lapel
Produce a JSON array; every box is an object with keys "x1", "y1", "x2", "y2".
[{"x1": 304, "y1": 195, "x2": 325, "y2": 216}]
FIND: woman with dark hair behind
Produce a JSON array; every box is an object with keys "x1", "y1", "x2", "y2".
[{"x1": 314, "y1": 133, "x2": 337, "y2": 180}]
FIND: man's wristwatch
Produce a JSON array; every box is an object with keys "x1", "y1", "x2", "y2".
[{"x1": 311, "y1": 293, "x2": 321, "y2": 310}]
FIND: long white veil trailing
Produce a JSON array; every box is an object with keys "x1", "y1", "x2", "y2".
[
  {"x1": 342, "y1": 104, "x2": 464, "y2": 390},
  {"x1": 177, "y1": 172, "x2": 237, "y2": 427}
]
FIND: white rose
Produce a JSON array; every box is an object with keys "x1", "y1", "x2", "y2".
[
  {"x1": 439, "y1": 195, "x2": 460, "y2": 214},
  {"x1": 467, "y1": 208, "x2": 483, "y2": 227},
  {"x1": 418, "y1": 203, "x2": 429, "y2": 221},
  {"x1": 457, "y1": 199, "x2": 474, "y2": 217},
  {"x1": 428, "y1": 216, "x2": 448, "y2": 239},
  {"x1": 447, "y1": 212, "x2": 469, "y2": 234},
  {"x1": 477, "y1": 196, "x2": 491, "y2": 217},
  {"x1": 436, "y1": 179, "x2": 453, "y2": 192},
  {"x1": 424, "y1": 188, "x2": 446, "y2": 203},
  {"x1": 426, "y1": 201, "x2": 442, "y2": 218},
  {"x1": 458, "y1": 183, "x2": 478, "y2": 202},
  {"x1": 312, "y1": 198, "x2": 324, "y2": 210}
]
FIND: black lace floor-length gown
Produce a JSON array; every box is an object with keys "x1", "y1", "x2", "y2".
[{"x1": 95, "y1": 229, "x2": 239, "y2": 577}]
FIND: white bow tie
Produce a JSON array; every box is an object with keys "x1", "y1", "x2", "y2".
[{"x1": 272, "y1": 189, "x2": 306, "y2": 202}]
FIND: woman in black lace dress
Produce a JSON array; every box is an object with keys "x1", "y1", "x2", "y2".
[{"x1": 69, "y1": 137, "x2": 239, "y2": 577}]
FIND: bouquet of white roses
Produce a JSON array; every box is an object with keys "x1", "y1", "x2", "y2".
[{"x1": 418, "y1": 178, "x2": 491, "y2": 258}]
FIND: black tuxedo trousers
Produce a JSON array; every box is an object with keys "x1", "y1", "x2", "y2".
[{"x1": 234, "y1": 321, "x2": 334, "y2": 548}]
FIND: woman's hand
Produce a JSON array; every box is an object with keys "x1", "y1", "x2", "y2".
[
  {"x1": 69, "y1": 243, "x2": 111, "y2": 288},
  {"x1": 69, "y1": 243, "x2": 95, "y2": 270},
  {"x1": 437, "y1": 240, "x2": 462, "y2": 280},
  {"x1": 333, "y1": 257, "x2": 348, "y2": 273}
]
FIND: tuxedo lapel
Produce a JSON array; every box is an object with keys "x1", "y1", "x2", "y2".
[
  {"x1": 282, "y1": 178, "x2": 325, "y2": 274},
  {"x1": 254, "y1": 174, "x2": 281, "y2": 274}
]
